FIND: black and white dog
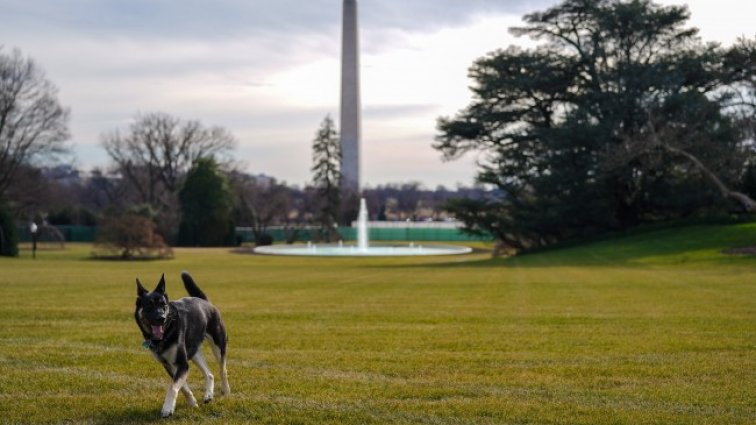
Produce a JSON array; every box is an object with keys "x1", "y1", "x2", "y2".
[{"x1": 135, "y1": 272, "x2": 230, "y2": 418}]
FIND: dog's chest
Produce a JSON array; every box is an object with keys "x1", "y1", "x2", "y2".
[{"x1": 152, "y1": 343, "x2": 179, "y2": 365}]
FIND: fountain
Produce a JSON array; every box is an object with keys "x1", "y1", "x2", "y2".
[
  {"x1": 253, "y1": 198, "x2": 472, "y2": 257},
  {"x1": 357, "y1": 198, "x2": 369, "y2": 251},
  {"x1": 251, "y1": 3, "x2": 471, "y2": 257}
]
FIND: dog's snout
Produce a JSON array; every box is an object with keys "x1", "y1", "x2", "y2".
[
  {"x1": 144, "y1": 305, "x2": 168, "y2": 325},
  {"x1": 150, "y1": 310, "x2": 167, "y2": 324}
]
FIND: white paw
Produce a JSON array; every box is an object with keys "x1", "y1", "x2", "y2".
[
  {"x1": 161, "y1": 398, "x2": 176, "y2": 418},
  {"x1": 204, "y1": 379, "x2": 214, "y2": 403}
]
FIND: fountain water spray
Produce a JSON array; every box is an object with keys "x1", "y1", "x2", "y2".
[{"x1": 357, "y1": 198, "x2": 369, "y2": 251}]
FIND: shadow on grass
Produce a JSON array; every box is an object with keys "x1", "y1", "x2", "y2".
[{"x1": 94, "y1": 407, "x2": 163, "y2": 425}]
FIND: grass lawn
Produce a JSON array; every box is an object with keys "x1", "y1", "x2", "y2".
[{"x1": 0, "y1": 224, "x2": 754, "y2": 424}]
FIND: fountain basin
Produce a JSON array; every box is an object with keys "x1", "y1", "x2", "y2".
[
  {"x1": 254, "y1": 198, "x2": 473, "y2": 257},
  {"x1": 254, "y1": 243, "x2": 472, "y2": 257}
]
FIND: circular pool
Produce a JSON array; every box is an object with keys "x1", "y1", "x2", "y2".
[{"x1": 254, "y1": 243, "x2": 472, "y2": 257}]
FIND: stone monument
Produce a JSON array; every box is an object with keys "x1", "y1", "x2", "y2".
[{"x1": 340, "y1": 0, "x2": 361, "y2": 191}]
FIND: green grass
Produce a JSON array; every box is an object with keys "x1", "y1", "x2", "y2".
[{"x1": 0, "y1": 224, "x2": 754, "y2": 424}]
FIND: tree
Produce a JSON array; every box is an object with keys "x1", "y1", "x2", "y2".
[
  {"x1": 79, "y1": 167, "x2": 129, "y2": 212},
  {"x1": 231, "y1": 173, "x2": 293, "y2": 246},
  {"x1": 311, "y1": 115, "x2": 342, "y2": 241},
  {"x1": 102, "y1": 112, "x2": 236, "y2": 240},
  {"x1": 93, "y1": 206, "x2": 173, "y2": 260},
  {"x1": 435, "y1": 0, "x2": 755, "y2": 251},
  {"x1": 94, "y1": 214, "x2": 173, "y2": 259},
  {"x1": 0, "y1": 48, "x2": 70, "y2": 202},
  {"x1": 177, "y1": 158, "x2": 235, "y2": 247},
  {"x1": 0, "y1": 203, "x2": 19, "y2": 257}
]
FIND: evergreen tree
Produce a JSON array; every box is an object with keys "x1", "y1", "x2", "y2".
[
  {"x1": 435, "y1": 0, "x2": 755, "y2": 250},
  {"x1": 177, "y1": 158, "x2": 235, "y2": 247},
  {"x1": 311, "y1": 115, "x2": 342, "y2": 241}
]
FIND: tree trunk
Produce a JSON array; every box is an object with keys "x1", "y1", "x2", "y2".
[{"x1": 660, "y1": 143, "x2": 756, "y2": 212}]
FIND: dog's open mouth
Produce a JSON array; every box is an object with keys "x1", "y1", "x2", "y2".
[{"x1": 151, "y1": 325, "x2": 164, "y2": 340}]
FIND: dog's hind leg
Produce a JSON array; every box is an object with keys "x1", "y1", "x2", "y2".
[
  {"x1": 219, "y1": 352, "x2": 230, "y2": 396},
  {"x1": 191, "y1": 350, "x2": 215, "y2": 403},
  {"x1": 208, "y1": 336, "x2": 230, "y2": 395}
]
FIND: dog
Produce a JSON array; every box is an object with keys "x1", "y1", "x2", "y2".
[{"x1": 134, "y1": 271, "x2": 230, "y2": 417}]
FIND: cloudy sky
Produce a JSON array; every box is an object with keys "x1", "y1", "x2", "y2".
[{"x1": 1, "y1": 0, "x2": 753, "y2": 188}]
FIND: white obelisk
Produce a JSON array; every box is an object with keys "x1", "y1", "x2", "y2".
[{"x1": 340, "y1": 0, "x2": 361, "y2": 192}]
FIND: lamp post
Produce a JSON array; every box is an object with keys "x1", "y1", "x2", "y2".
[{"x1": 30, "y1": 222, "x2": 38, "y2": 259}]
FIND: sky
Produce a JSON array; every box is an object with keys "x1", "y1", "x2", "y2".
[{"x1": 1, "y1": 0, "x2": 753, "y2": 188}]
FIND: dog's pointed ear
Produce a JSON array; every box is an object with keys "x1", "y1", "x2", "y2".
[
  {"x1": 154, "y1": 273, "x2": 166, "y2": 294},
  {"x1": 136, "y1": 278, "x2": 148, "y2": 297}
]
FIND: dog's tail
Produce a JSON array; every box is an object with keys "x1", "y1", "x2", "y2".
[{"x1": 181, "y1": 271, "x2": 209, "y2": 301}]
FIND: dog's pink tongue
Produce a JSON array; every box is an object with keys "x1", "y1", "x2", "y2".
[{"x1": 151, "y1": 325, "x2": 164, "y2": 340}]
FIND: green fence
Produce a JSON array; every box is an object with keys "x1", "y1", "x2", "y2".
[
  {"x1": 57, "y1": 225, "x2": 97, "y2": 242},
  {"x1": 362, "y1": 227, "x2": 487, "y2": 242},
  {"x1": 236, "y1": 226, "x2": 491, "y2": 244},
  {"x1": 18, "y1": 225, "x2": 97, "y2": 243},
  {"x1": 18, "y1": 224, "x2": 490, "y2": 244}
]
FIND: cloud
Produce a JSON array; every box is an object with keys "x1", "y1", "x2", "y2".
[
  {"x1": 656, "y1": 0, "x2": 756, "y2": 45},
  {"x1": 363, "y1": 0, "x2": 555, "y2": 30},
  {"x1": 0, "y1": 0, "x2": 554, "y2": 39},
  {"x1": 3, "y1": 0, "x2": 752, "y2": 187},
  {"x1": 0, "y1": 0, "x2": 548, "y2": 187}
]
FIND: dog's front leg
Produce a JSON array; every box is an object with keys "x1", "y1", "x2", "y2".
[
  {"x1": 161, "y1": 355, "x2": 190, "y2": 418},
  {"x1": 161, "y1": 363, "x2": 198, "y2": 408}
]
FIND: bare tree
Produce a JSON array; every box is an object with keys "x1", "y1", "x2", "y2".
[
  {"x1": 0, "y1": 48, "x2": 70, "y2": 200},
  {"x1": 81, "y1": 167, "x2": 129, "y2": 211},
  {"x1": 102, "y1": 112, "x2": 236, "y2": 239},
  {"x1": 102, "y1": 112, "x2": 236, "y2": 207},
  {"x1": 231, "y1": 174, "x2": 293, "y2": 245}
]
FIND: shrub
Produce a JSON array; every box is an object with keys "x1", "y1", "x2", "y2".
[{"x1": 92, "y1": 213, "x2": 173, "y2": 260}]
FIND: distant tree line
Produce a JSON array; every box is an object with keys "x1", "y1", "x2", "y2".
[
  {"x1": 7, "y1": 0, "x2": 750, "y2": 259},
  {"x1": 0, "y1": 48, "x2": 483, "y2": 258},
  {"x1": 1, "y1": 160, "x2": 486, "y2": 251}
]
